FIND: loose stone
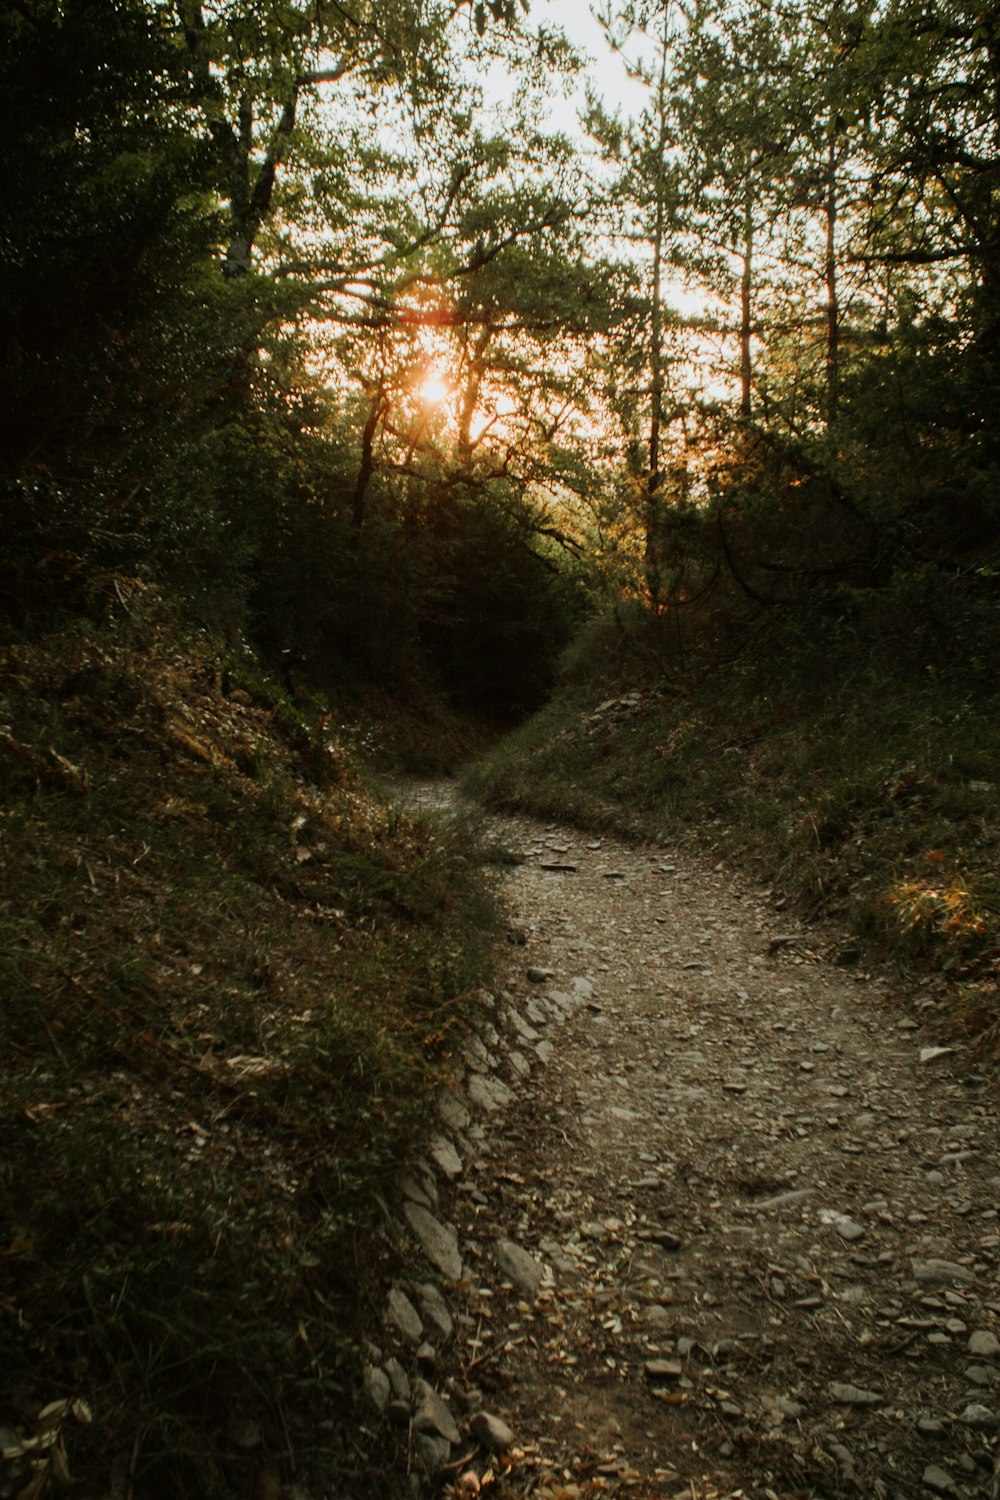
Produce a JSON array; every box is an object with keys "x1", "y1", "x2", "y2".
[
  {"x1": 471, "y1": 1411, "x2": 515, "y2": 1454},
  {"x1": 430, "y1": 1136, "x2": 463, "y2": 1178},
  {"x1": 404, "y1": 1202, "x2": 463, "y2": 1282},
  {"x1": 921, "y1": 1463, "x2": 956, "y2": 1494},
  {"x1": 363, "y1": 1365, "x2": 391, "y2": 1414},
  {"x1": 467, "y1": 1073, "x2": 513, "y2": 1112},
  {"x1": 912, "y1": 1258, "x2": 977, "y2": 1287},
  {"x1": 829, "y1": 1383, "x2": 882, "y2": 1407},
  {"x1": 384, "y1": 1357, "x2": 410, "y2": 1403},
  {"x1": 399, "y1": 1171, "x2": 435, "y2": 1209},
  {"x1": 416, "y1": 1282, "x2": 454, "y2": 1342},
  {"x1": 438, "y1": 1092, "x2": 471, "y2": 1133},
  {"x1": 960, "y1": 1403, "x2": 998, "y2": 1430},
  {"x1": 386, "y1": 1288, "x2": 423, "y2": 1344},
  {"x1": 416, "y1": 1433, "x2": 453, "y2": 1480},
  {"x1": 969, "y1": 1330, "x2": 1000, "y2": 1358},
  {"x1": 412, "y1": 1380, "x2": 461, "y2": 1446},
  {"x1": 494, "y1": 1238, "x2": 544, "y2": 1296}
]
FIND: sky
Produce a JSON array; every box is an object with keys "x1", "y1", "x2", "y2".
[{"x1": 531, "y1": 0, "x2": 649, "y2": 137}]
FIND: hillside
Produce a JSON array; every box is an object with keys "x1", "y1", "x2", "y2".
[
  {"x1": 0, "y1": 594, "x2": 500, "y2": 1498},
  {"x1": 465, "y1": 598, "x2": 1000, "y2": 1052}
]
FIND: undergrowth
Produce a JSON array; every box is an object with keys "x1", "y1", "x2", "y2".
[
  {"x1": 0, "y1": 588, "x2": 499, "y2": 1497},
  {"x1": 464, "y1": 592, "x2": 1000, "y2": 1048}
]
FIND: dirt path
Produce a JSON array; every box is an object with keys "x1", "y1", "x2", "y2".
[{"x1": 395, "y1": 785, "x2": 999, "y2": 1500}]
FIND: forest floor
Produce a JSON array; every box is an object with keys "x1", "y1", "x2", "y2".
[{"x1": 395, "y1": 782, "x2": 999, "y2": 1500}]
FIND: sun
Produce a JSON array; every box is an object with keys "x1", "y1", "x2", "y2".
[{"x1": 417, "y1": 368, "x2": 450, "y2": 408}]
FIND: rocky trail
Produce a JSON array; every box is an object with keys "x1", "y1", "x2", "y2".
[{"x1": 366, "y1": 784, "x2": 999, "y2": 1500}]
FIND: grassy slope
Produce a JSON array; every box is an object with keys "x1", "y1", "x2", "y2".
[
  {"x1": 0, "y1": 590, "x2": 499, "y2": 1498},
  {"x1": 464, "y1": 602, "x2": 1000, "y2": 1048}
]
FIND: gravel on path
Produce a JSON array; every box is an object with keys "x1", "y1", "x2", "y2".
[{"x1": 387, "y1": 783, "x2": 999, "y2": 1500}]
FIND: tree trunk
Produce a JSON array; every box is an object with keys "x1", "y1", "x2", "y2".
[
  {"x1": 645, "y1": 4, "x2": 671, "y2": 607},
  {"x1": 352, "y1": 386, "x2": 387, "y2": 533},
  {"x1": 740, "y1": 190, "x2": 754, "y2": 419},
  {"x1": 824, "y1": 136, "x2": 840, "y2": 429}
]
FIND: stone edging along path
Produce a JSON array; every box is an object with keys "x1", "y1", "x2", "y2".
[{"x1": 361, "y1": 784, "x2": 999, "y2": 1500}]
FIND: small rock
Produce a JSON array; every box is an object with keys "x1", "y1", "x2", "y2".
[
  {"x1": 821, "y1": 1210, "x2": 865, "y2": 1242},
  {"x1": 404, "y1": 1203, "x2": 463, "y2": 1282},
  {"x1": 466, "y1": 1073, "x2": 513, "y2": 1112},
  {"x1": 922, "y1": 1463, "x2": 956, "y2": 1494},
  {"x1": 384, "y1": 1357, "x2": 410, "y2": 1403},
  {"x1": 386, "y1": 1288, "x2": 423, "y2": 1344},
  {"x1": 916, "y1": 1417, "x2": 947, "y2": 1437},
  {"x1": 363, "y1": 1366, "x2": 391, "y2": 1414},
  {"x1": 430, "y1": 1136, "x2": 463, "y2": 1179},
  {"x1": 463, "y1": 1035, "x2": 492, "y2": 1071},
  {"x1": 438, "y1": 1093, "x2": 471, "y2": 1133},
  {"x1": 961, "y1": 1403, "x2": 999, "y2": 1431},
  {"x1": 920, "y1": 1047, "x2": 955, "y2": 1065},
  {"x1": 754, "y1": 1188, "x2": 814, "y2": 1212},
  {"x1": 527, "y1": 967, "x2": 555, "y2": 982},
  {"x1": 399, "y1": 1172, "x2": 434, "y2": 1209},
  {"x1": 416, "y1": 1282, "x2": 454, "y2": 1342},
  {"x1": 830, "y1": 1383, "x2": 882, "y2": 1407},
  {"x1": 494, "y1": 1238, "x2": 544, "y2": 1296},
  {"x1": 510, "y1": 1012, "x2": 539, "y2": 1043},
  {"x1": 913, "y1": 1258, "x2": 977, "y2": 1287},
  {"x1": 645, "y1": 1359, "x2": 683, "y2": 1381},
  {"x1": 966, "y1": 1365, "x2": 998, "y2": 1387},
  {"x1": 412, "y1": 1380, "x2": 461, "y2": 1446},
  {"x1": 471, "y1": 1411, "x2": 515, "y2": 1454},
  {"x1": 828, "y1": 1441, "x2": 854, "y2": 1473},
  {"x1": 970, "y1": 1330, "x2": 1000, "y2": 1358},
  {"x1": 416, "y1": 1341, "x2": 437, "y2": 1369},
  {"x1": 416, "y1": 1433, "x2": 453, "y2": 1480}
]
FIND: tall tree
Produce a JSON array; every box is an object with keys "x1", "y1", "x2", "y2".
[{"x1": 589, "y1": 0, "x2": 687, "y2": 605}]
